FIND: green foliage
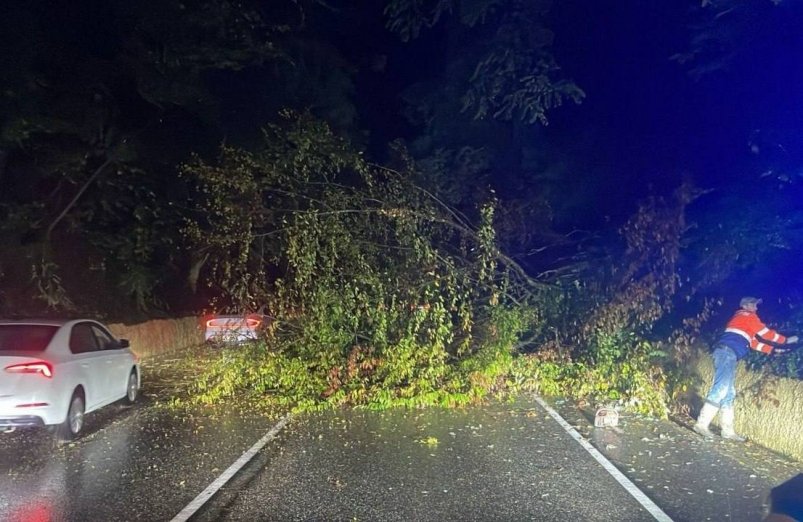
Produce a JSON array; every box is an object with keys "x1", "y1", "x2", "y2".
[
  {"x1": 532, "y1": 186, "x2": 711, "y2": 416},
  {"x1": 504, "y1": 333, "x2": 670, "y2": 417},
  {"x1": 179, "y1": 115, "x2": 724, "y2": 418},
  {"x1": 0, "y1": 0, "x2": 351, "y2": 316},
  {"x1": 576, "y1": 331, "x2": 669, "y2": 416},
  {"x1": 183, "y1": 116, "x2": 704, "y2": 417},
  {"x1": 193, "y1": 305, "x2": 541, "y2": 412},
  {"x1": 184, "y1": 113, "x2": 556, "y2": 410},
  {"x1": 383, "y1": 0, "x2": 453, "y2": 42},
  {"x1": 30, "y1": 259, "x2": 74, "y2": 311},
  {"x1": 194, "y1": 343, "x2": 326, "y2": 409},
  {"x1": 462, "y1": 20, "x2": 585, "y2": 124}
]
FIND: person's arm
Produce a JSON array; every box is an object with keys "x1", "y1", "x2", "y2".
[
  {"x1": 755, "y1": 323, "x2": 787, "y2": 345},
  {"x1": 751, "y1": 313, "x2": 792, "y2": 353},
  {"x1": 772, "y1": 335, "x2": 799, "y2": 355}
]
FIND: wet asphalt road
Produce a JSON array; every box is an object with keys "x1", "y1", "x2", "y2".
[
  {"x1": 0, "y1": 394, "x2": 799, "y2": 521},
  {"x1": 552, "y1": 401, "x2": 800, "y2": 521},
  {"x1": 197, "y1": 401, "x2": 654, "y2": 521},
  {"x1": 197, "y1": 398, "x2": 801, "y2": 522},
  {"x1": 0, "y1": 397, "x2": 278, "y2": 521}
]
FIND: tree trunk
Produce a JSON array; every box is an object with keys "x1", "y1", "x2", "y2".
[
  {"x1": 44, "y1": 158, "x2": 113, "y2": 243},
  {"x1": 188, "y1": 252, "x2": 210, "y2": 294}
]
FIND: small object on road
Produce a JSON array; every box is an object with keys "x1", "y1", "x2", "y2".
[{"x1": 594, "y1": 407, "x2": 619, "y2": 428}]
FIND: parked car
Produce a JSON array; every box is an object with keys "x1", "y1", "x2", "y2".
[
  {"x1": 0, "y1": 319, "x2": 140, "y2": 441},
  {"x1": 203, "y1": 313, "x2": 267, "y2": 345}
]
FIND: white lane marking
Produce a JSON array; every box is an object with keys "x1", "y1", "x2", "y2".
[
  {"x1": 534, "y1": 396, "x2": 673, "y2": 522},
  {"x1": 171, "y1": 414, "x2": 292, "y2": 522}
]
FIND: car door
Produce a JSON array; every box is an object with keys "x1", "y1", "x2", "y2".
[
  {"x1": 68, "y1": 323, "x2": 108, "y2": 409},
  {"x1": 90, "y1": 324, "x2": 129, "y2": 400}
]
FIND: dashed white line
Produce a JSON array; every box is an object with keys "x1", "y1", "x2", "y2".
[
  {"x1": 534, "y1": 396, "x2": 674, "y2": 522},
  {"x1": 170, "y1": 414, "x2": 292, "y2": 522}
]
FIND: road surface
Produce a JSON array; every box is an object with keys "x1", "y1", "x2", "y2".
[{"x1": 0, "y1": 394, "x2": 799, "y2": 521}]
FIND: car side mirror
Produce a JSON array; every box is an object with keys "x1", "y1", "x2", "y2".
[{"x1": 118, "y1": 339, "x2": 130, "y2": 349}]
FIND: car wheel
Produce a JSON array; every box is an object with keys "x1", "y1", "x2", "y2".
[
  {"x1": 57, "y1": 392, "x2": 85, "y2": 442},
  {"x1": 124, "y1": 369, "x2": 139, "y2": 405}
]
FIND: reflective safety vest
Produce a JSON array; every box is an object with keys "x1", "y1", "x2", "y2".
[{"x1": 718, "y1": 309, "x2": 786, "y2": 359}]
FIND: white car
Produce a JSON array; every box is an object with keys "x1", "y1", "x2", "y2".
[{"x1": 0, "y1": 319, "x2": 140, "y2": 441}]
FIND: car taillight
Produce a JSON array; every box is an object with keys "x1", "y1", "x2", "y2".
[
  {"x1": 5, "y1": 362, "x2": 53, "y2": 378},
  {"x1": 206, "y1": 317, "x2": 262, "y2": 328}
]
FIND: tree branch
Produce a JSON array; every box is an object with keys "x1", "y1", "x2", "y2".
[{"x1": 45, "y1": 158, "x2": 113, "y2": 242}]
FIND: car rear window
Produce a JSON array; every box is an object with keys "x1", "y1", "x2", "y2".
[{"x1": 0, "y1": 325, "x2": 59, "y2": 352}]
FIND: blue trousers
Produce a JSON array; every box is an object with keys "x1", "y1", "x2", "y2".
[{"x1": 704, "y1": 344, "x2": 738, "y2": 408}]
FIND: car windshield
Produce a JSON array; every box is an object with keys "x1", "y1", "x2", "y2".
[{"x1": 0, "y1": 325, "x2": 58, "y2": 352}]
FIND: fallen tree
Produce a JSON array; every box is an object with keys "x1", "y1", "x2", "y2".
[{"x1": 180, "y1": 113, "x2": 686, "y2": 414}]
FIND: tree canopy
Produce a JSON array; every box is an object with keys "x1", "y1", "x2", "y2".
[{"x1": 2, "y1": 0, "x2": 803, "y2": 410}]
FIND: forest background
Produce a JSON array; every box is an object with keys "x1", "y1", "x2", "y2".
[{"x1": 2, "y1": 0, "x2": 803, "y2": 413}]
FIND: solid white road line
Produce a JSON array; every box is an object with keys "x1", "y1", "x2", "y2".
[
  {"x1": 170, "y1": 414, "x2": 292, "y2": 522},
  {"x1": 534, "y1": 396, "x2": 674, "y2": 522}
]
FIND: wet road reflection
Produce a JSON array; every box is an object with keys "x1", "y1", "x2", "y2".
[
  {"x1": 0, "y1": 404, "x2": 144, "y2": 521},
  {"x1": 0, "y1": 395, "x2": 798, "y2": 522},
  {"x1": 0, "y1": 399, "x2": 279, "y2": 521}
]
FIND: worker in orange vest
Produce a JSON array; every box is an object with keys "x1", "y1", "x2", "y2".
[{"x1": 693, "y1": 297, "x2": 799, "y2": 441}]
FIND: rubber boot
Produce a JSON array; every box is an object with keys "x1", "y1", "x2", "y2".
[
  {"x1": 720, "y1": 407, "x2": 746, "y2": 442},
  {"x1": 693, "y1": 402, "x2": 718, "y2": 439}
]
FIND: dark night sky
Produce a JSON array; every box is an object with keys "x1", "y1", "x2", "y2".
[
  {"x1": 546, "y1": 0, "x2": 803, "y2": 203},
  {"x1": 339, "y1": 0, "x2": 803, "y2": 229}
]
